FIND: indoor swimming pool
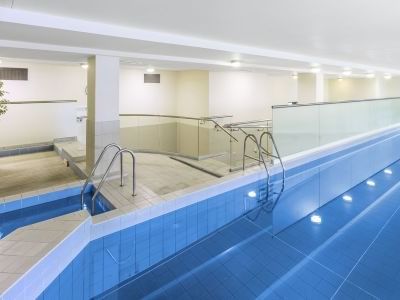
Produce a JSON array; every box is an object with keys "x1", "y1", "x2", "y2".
[
  {"x1": 0, "y1": 191, "x2": 113, "y2": 239},
  {"x1": 93, "y1": 159, "x2": 400, "y2": 299}
]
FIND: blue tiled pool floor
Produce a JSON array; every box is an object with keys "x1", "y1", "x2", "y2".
[{"x1": 98, "y1": 162, "x2": 400, "y2": 299}]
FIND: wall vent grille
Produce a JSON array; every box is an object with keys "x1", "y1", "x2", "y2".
[
  {"x1": 0, "y1": 68, "x2": 28, "y2": 80},
  {"x1": 144, "y1": 74, "x2": 160, "y2": 83}
]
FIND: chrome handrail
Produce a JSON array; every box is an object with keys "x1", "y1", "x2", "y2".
[
  {"x1": 260, "y1": 131, "x2": 285, "y2": 211},
  {"x1": 272, "y1": 96, "x2": 400, "y2": 109},
  {"x1": 91, "y1": 149, "x2": 136, "y2": 214},
  {"x1": 80, "y1": 143, "x2": 123, "y2": 209},
  {"x1": 119, "y1": 113, "x2": 232, "y2": 121},
  {"x1": 6, "y1": 100, "x2": 77, "y2": 104},
  {"x1": 224, "y1": 119, "x2": 272, "y2": 128}
]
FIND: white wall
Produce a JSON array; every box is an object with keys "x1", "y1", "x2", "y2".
[
  {"x1": 209, "y1": 71, "x2": 297, "y2": 121},
  {"x1": 119, "y1": 67, "x2": 177, "y2": 115},
  {"x1": 0, "y1": 61, "x2": 87, "y2": 147}
]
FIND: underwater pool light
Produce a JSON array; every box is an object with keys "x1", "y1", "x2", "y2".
[
  {"x1": 366, "y1": 180, "x2": 376, "y2": 187},
  {"x1": 384, "y1": 169, "x2": 393, "y2": 175},
  {"x1": 248, "y1": 191, "x2": 257, "y2": 198},
  {"x1": 310, "y1": 214, "x2": 322, "y2": 224},
  {"x1": 342, "y1": 195, "x2": 353, "y2": 202}
]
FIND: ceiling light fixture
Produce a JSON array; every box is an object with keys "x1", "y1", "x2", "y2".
[
  {"x1": 80, "y1": 63, "x2": 88, "y2": 70},
  {"x1": 146, "y1": 67, "x2": 155, "y2": 73},
  {"x1": 338, "y1": 76, "x2": 343, "y2": 81},
  {"x1": 311, "y1": 67, "x2": 321, "y2": 74},
  {"x1": 292, "y1": 72, "x2": 298, "y2": 80},
  {"x1": 342, "y1": 69, "x2": 352, "y2": 76},
  {"x1": 384, "y1": 73, "x2": 392, "y2": 80},
  {"x1": 230, "y1": 60, "x2": 241, "y2": 68},
  {"x1": 366, "y1": 72, "x2": 375, "y2": 79}
]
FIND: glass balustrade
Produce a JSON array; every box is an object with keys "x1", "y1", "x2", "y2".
[{"x1": 272, "y1": 97, "x2": 400, "y2": 157}]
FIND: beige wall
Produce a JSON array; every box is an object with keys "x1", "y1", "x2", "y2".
[
  {"x1": 297, "y1": 73, "x2": 317, "y2": 102},
  {"x1": 326, "y1": 78, "x2": 378, "y2": 101},
  {"x1": 176, "y1": 70, "x2": 209, "y2": 117}
]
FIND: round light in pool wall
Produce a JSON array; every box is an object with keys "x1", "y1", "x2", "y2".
[
  {"x1": 366, "y1": 180, "x2": 376, "y2": 187},
  {"x1": 384, "y1": 168, "x2": 393, "y2": 175},
  {"x1": 248, "y1": 191, "x2": 257, "y2": 198},
  {"x1": 342, "y1": 195, "x2": 353, "y2": 202},
  {"x1": 310, "y1": 214, "x2": 322, "y2": 224}
]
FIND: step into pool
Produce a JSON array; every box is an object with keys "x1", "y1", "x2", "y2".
[
  {"x1": 0, "y1": 192, "x2": 114, "y2": 239},
  {"x1": 96, "y1": 159, "x2": 400, "y2": 299}
]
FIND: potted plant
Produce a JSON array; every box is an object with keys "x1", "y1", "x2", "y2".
[{"x1": 0, "y1": 80, "x2": 8, "y2": 117}]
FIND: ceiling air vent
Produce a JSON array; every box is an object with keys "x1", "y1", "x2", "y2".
[
  {"x1": 144, "y1": 74, "x2": 160, "y2": 83},
  {"x1": 0, "y1": 68, "x2": 28, "y2": 80}
]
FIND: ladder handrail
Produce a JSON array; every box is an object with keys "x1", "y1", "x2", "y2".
[
  {"x1": 260, "y1": 131, "x2": 285, "y2": 211},
  {"x1": 243, "y1": 134, "x2": 271, "y2": 202},
  {"x1": 90, "y1": 149, "x2": 136, "y2": 214},
  {"x1": 80, "y1": 143, "x2": 122, "y2": 209}
]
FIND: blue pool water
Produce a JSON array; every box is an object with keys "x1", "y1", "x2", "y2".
[
  {"x1": 0, "y1": 193, "x2": 113, "y2": 239},
  {"x1": 96, "y1": 160, "x2": 400, "y2": 299}
]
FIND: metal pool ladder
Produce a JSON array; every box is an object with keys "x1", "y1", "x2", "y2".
[
  {"x1": 80, "y1": 143, "x2": 136, "y2": 214},
  {"x1": 243, "y1": 132, "x2": 285, "y2": 212}
]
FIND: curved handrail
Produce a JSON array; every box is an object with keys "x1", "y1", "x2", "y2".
[
  {"x1": 81, "y1": 143, "x2": 122, "y2": 209},
  {"x1": 260, "y1": 131, "x2": 285, "y2": 211},
  {"x1": 119, "y1": 113, "x2": 232, "y2": 121},
  {"x1": 91, "y1": 149, "x2": 136, "y2": 214},
  {"x1": 243, "y1": 133, "x2": 271, "y2": 211}
]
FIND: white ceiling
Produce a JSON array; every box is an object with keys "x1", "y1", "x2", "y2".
[{"x1": 0, "y1": 0, "x2": 400, "y2": 74}]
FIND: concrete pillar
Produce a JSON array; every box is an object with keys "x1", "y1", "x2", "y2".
[{"x1": 86, "y1": 55, "x2": 120, "y2": 174}]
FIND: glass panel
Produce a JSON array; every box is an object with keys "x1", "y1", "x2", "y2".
[
  {"x1": 272, "y1": 98, "x2": 400, "y2": 158},
  {"x1": 272, "y1": 105, "x2": 320, "y2": 157},
  {"x1": 159, "y1": 117, "x2": 178, "y2": 154},
  {"x1": 120, "y1": 115, "x2": 140, "y2": 150}
]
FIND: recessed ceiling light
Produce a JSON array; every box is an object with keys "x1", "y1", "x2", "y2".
[
  {"x1": 366, "y1": 180, "x2": 376, "y2": 187},
  {"x1": 310, "y1": 214, "x2": 322, "y2": 224},
  {"x1": 384, "y1": 73, "x2": 392, "y2": 80},
  {"x1": 230, "y1": 60, "x2": 241, "y2": 68},
  {"x1": 248, "y1": 191, "x2": 257, "y2": 198},
  {"x1": 342, "y1": 195, "x2": 353, "y2": 202},
  {"x1": 342, "y1": 69, "x2": 352, "y2": 76},
  {"x1": 80, "y1": 63, "x2": 88, "y2": 69},
  {"x1": 311, "y1": 68, "x2": 321, "y2": 73},
  {"x1": 365, "y1": 73, "x2": 375, "y2": 79},
  {"x1": 146, "y1": 67, "x2": 155, "y2": 73},
  {"x1": 384, "y1": 168, "x2": 393, "y2": 175}
]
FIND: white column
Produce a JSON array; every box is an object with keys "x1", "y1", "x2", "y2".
[
  {"x1": 315, "y1": 72, "x2": 325, "y2": 102},
  {"x1": 86, "y1": 55, "x2": 120, "y2": 174}
]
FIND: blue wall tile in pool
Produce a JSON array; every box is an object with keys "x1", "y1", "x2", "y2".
[{"x1": 40, "y1": 180, "x2": 258, "y2": 299}]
